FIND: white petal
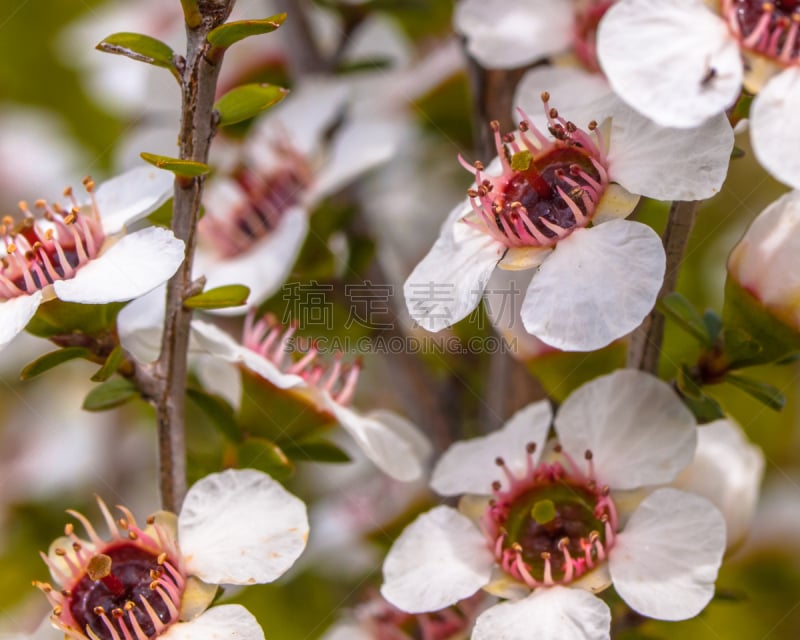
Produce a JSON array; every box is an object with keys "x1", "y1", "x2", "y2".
[
  {"x1": 751, "y1": 68, "x2": 800, "y2": 189},
  {"x1": 367, "y1": 409, "x2": 434, "y2": 466},
  {"x1": 196, "y1": 355, "x2": 243, "y2": 411},
  {"x1": 179, "y1": 469, "x2": 309, "y2": 585},
  {"x1": 607, "y1": 105, "x2": 733, "y2": 200},
  {"x1": 320, "y1": 621, "x2": 371, "y2": 640},
  {"x1": 190, "y1": 320, "x2": 305, "y2": 391},
  {"x1": 404, "y1": 211, "x2": 505, "y2": 332},
  {"x1": 308, "y1": 117, "x2": 401, "y2": 205},
  {"x1": 431, "y1": 400, "x2": 552, "y2": 496},
  {"x1": 597, "y1": 0, "x2": 742, "y2": 128},
  {"x1": 673, "y1": 419, "x2": 764, "y2": 547},
  {"x1": 53, "y1": 227, "x2": 184, "y2": 303},
  {"x1": 521, "y1": 221, "x2": 665, "y2": 352},
  {"x1": 247, "y1": 80, "x2": 348, "y2": 162},
  {"x1": 198, "y1": 207, "x2": 308, "y2": 315},
  {"x1": 94, "y1": 166, "x2": 175, "y2": 234},
  {"x1": 161, "y1": 605, "x2": 265, "y2": 640},
  {"x1": 610, "y1": 488, "x2": 726, "y2": 620},
  {"x1": 0, "y1": 292, "x2": 42, "y2": 352},
  {"x1": 514, "y1": 66, "x2": 617, "y2": 133},
  {"x1": 454, "y1": 0, "x2": 574, "y2": 69},
  {"x1": 327, "y1": 401, "x2": 428, "y2": 481},
  {"x1": 381, "y1": 506, "x2": 493, "y2": 613},
  {"x1": 116, "y1": 285, "x2": 166, "y2": 363},
  {"x1": 473, "y1": 588, "x2": 611, "y2": 640},
  {"x1": 555, "y1": 370, "x2": 696, "y2": 490}
]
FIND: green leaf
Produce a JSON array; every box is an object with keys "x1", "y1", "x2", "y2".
[
  {"x1": 187, "y1": 388, "x2": 241, "y2": 442},
  {"x1": 237, "y1": 437, "x2": 293, "y2": 480},
  {"x1": 20, "y1": 347, "x2": 91, "y2": 380},
  {"x1": 26, "y1": 300, "x2": 125, "y2": 338},
  {"x1": 702, "y1": 310, "x2": 723, "y2": 344},
  {"x1": 96, "y1": 32, "x2": 179, "y2": 80},
  {"x1": 677, "y1": 366, "x2": 725, "y2": 421},
  {"x1": 207, "y1": 14, "x2": 287, "y2": 49},
  {"x1": 184, "y1": 285, "x2": 250, "y2": 309},
  {"x1": 725, "y1": 373, "x2": 786, "y2": 411},
  {"x1": 140, "y1": 152, "x2": 209, "y2": 178},
  {"x1": 658, "y1": 292, "x2": 709, "y2": 345},
  {"x1": 83, "y1": 378, "x2": 138, "y2": 412},
  {"x1": 214, "y1": 84, "x2": 288, "y2": 126},
  {"x1": 91, "y1": 346, "x2": 125, "y2": 382},
  {"x1": 281, "y1": 439, "x2": 352, "y2": 463}
]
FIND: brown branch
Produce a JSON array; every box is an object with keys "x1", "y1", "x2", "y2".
[
  {"x1": 627, "y1": 200, "x2": 700, "y2": 373},
  {"x1": 153, "y1": 2, "x2": 234, "y2": 512}
]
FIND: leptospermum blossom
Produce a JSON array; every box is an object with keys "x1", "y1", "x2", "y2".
[
  {"x1": 189, "y1": 312, "x2": 432, "y2": 482},
  {"x1": 381, "y1": 370, "x2": 727, "y2": 639},
  {"x1": 404, "y1": 71, "x2": 733, "y2": 350},
  {"x1": 0, "y1": 167, "x2": 182, "y2": 352},
  {"x1": 195, "y1": 81, "x2": 399, "y2": 314},
  {"x1": 34, "y1": 469, "x2": 308, "y2": 640},
  {"x1": 727, "y1": 189, "x2": 800, "y2": 332},
  {"x1": 454, "y1": 0, "x2": 616, "y2": 71},
  {"x1": 598, "y1": 0, "x2": 800, "y2": 188}
]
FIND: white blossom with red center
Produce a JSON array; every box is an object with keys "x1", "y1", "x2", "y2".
[
  {"x1": 598, "y1": 0, "x2": 800, "y2": 188},
  {"x1": 454, "y1": 0, "x2": 617, "y2": 71},
  {"x1": 34, "y1": 469, "x2": 308, "y2": 640},
  {"x1": 380, "y1": 371, "x2": 727, "y2": 640},
  {"x1": 185, "y1": 313, "x2": 432, "y2": 482},
  {"x1": 404, "y1": 79, "x2": 732, "y2": 351},
  {"x1": 194, "y1": 81, "x2": 400, "y2": 315},
  {"x1": 0, "y1": 167, "x2": 183, "y2": 353}
]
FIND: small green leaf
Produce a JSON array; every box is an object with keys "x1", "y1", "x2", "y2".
[
  {"x1": 20, "y1": 347, "x2": 91, "y2": 380},
  {"x1": 725, "y1": 373, "x2": 786, "y2": 411},
  {"x1": 91, "y1": 346, "x2": 125, "y2": 382},
  {"x1": 207, "y1": 14, "x2": 287, "y2": 49},
  {"x1": 511, "y1": 150, "x2": 532, "y2": 172},
  {"x1": 281, "y1": 439, "x2": 352, "y2": 464},
  {"x1": 140, "y1": 152, "x2": 209, "y2": 178},
  {"x1": 677, "y1": 366, "x2": 725, "y2": 421},
  {"x1": 184, "y1": 285, "x2": 250, "y2": 309},
  {"x1": 702, "y1": 310, "x2": 723, "y2": 344},
  {"x1": 237, "y1": 437, "x2": 293, "y2": 480},
  {"x1": 83, "y1": 378, "x2": 138, "y2": 412},
  {"x1": 96, "y1": 32, "x2": 179, "y2": 80},
  {"x1": 659, "y1": 293, "x2": 709, "y2": 345},
  {"x1": 187, "y1": 388, "x2": 241, "y2": 442},
  {"x1": 214, "y1": 84, "x2": 288, "y2": 126}
]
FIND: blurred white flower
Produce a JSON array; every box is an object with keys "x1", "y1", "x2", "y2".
[
  {"x1": 454, "y1": 0, "x2": 615, "y2": 71},
  {"x1": 404, "y1": 68, "x2": 732, "y2": 350},
  {"x1": 35, "y1": 469, "x2": 308, "y2": 640},
  {"x1": 0, "y1": 167, "x2": 182, "y2": 352},
  {"x1": 189, "y1": 312, "x2": 432, "y2": 482},
  {"x1": 597, "y1": 0, "x2": 800, "y2": 188},
  {"x1": 381, "y1": 371, "x2": 727, "y2": 639},
  {"x1": 727, "y1": 189, "x2": 800, "y2": 332}
]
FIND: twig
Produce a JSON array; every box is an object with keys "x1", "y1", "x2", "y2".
[
  {"x1": 154, "y1": 1, "x2": 234, "y2": 512},
  {"x1": 627, "y1": 200, "x2": 700, "y2": 373}
]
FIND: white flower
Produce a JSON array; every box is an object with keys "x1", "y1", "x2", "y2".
[
  {"x1": 728, "y1": 189, "x2": 800, "y2": 331},
  {"x1": 195, "y1": 80, "x2": 400, "y2": 315},
  {"x1": 673, "y1": 418, "x2": 765, "y2": 549},
  {"x1": 0, "y1": 167, "x2": 182, "y2": 352},
  {"x1": 380, "y1": 370, "x2": 727, "y2": 639},
  {"x1": 35, "y1": 468, "x2": 308, "y2": 640},
  {"x1": 454, "y1": 0, "x2": 616, "y2": 72},
  {"x1": 404, "y1": 66, "x2": 733, "y2": 351},
  {"x1": 188, "y1": 312, "x2": 432, "y2": 482},
  {"x1": 597, "y1": 0, "x2": 800, "y2": 188}
]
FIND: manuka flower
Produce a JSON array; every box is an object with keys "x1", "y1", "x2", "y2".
[
  {"x1": 380, "y1": 370, "x2": 727, "y2": 639},
  {"x1": 182, "y1": 312, "x2": 431, "y2": 482},
  {"x1": 454, "y1": 0, "x2": 616, "y2": 72},
  {"x1": 404, "y1": 75, "x2": 732, "y2": 350},
  {"x1": 0, "y1": 167, "x2": 182, "y2": 352},
  {"x1": 35, "y1": 469, "x2": 308, "y2": 640},
  {"x1": 195, "y1": 81, "x2": 399, "y2": 314},
  {"x1": 598, "y1": 0, "x2": 800, "y2": 188}
]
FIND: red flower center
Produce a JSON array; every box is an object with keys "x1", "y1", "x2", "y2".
[{"x1": 725, "y1": 0, "x2": 800, "y2": 64}]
